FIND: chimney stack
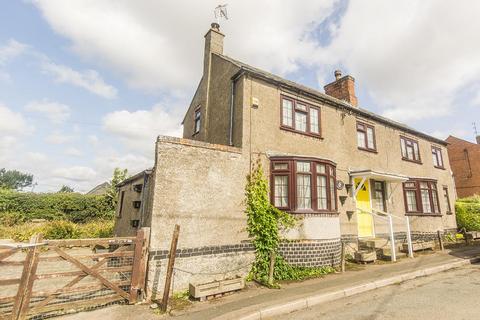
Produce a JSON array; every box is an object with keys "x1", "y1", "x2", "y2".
[
  {"x1": 324, "y1": 70, "x2": 358, "y2": 107},
  {"x1": 204, "y1": 23, "x2": 224, "y2": 74}
]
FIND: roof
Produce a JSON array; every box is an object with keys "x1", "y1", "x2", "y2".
[
  {"x1": 86, "y1": 182, "x2": 110, "y2": 195},
  {"x1": 214, "y1": 53, "x2": 447, "y2": 146},
  {"x1": 446, "y1": 135, "x2": 479, "y2": 147},
  {"x1": 116, "y1": 168, "x2": 153, "y2": 188},
  {"x1": 349, "y1": 169, "x2": 408, "y2": 182}
]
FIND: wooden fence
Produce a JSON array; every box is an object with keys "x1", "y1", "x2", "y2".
[{"x1": 0, "y1": 227, "x2": 150, "y2": 320}]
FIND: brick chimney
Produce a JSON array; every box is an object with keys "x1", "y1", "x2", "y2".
[
  {"x1": 204, "y1": 23, "x2": 224, "y2": 74},
  {"x1": 324, "y1": 70, "x2": 358, "y2": 107}
]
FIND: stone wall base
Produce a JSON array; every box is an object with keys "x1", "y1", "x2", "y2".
[{"x1": 278, "y1": 239, "x2": 341, "y2": 267}]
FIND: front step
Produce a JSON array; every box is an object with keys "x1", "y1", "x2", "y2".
[
  {"x1": 376, "y1": 247, "x2": 407, "y2": 260},
  {"x1": 354, "y1": 250, "x2": 377, "y2": 263}
]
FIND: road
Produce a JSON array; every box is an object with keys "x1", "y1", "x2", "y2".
[{"x1": 271, "y1": 262, "x2": 480, "y2": 320}]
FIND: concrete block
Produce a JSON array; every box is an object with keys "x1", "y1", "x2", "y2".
[
  {"x1": 402, "y1": 241, "x2": 435, "y2": 252},
  {"x1": 306, "y1": 290, "x2": 345, "y2": 307},
  {"x1": 260, "y1": 299, "x2": 307, "y2": 319},
  {"x1": 354, "y1": 250, "x2": 377, "y2": 263},
  {"x1": 343, "y1": 282, "x2": 376, "y2": 296}
]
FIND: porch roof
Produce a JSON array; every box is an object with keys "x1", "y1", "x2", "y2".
[{"x1": 349, "y1": 169, "x2": 409, "y2": 183}]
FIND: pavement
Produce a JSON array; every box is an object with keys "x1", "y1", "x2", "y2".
[
  {"x1": 272, "y1": 261, "x2": 480, "y2": 320},
  {"x1": 60, "y1": 244, "x2": 480, "y2": 320}
]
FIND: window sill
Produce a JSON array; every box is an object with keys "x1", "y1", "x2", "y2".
[
  {"x1": 289, "y1": 209, "x2": 339, "y2": 215},
  {"x1": 358, "y1": 147, "x2": 378, "y2": 154},
  {"x1": 280, "y1": 126, "x2": 323, "y2": 140},
  {"x1": 405, "y1": 213, "x2": 442, "y2": 217},
  {"x1": 402, "y1": 157, "x2": 422, "y2": 165},
  {"x1": 434, "y1": 166, "x2": 445, "y2": 170},
  {"x1": 192, "y1": 131, "x2": 199, "y2": 137}
]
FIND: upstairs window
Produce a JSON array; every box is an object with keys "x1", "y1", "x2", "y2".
[
  {"x1": 271, "y1": 157, "x2": 336, "y2": 213},
  {"x1": 431, "y1": 146, "x2": 444, "y2": 169},
  {"x1": 281, "y1": 96, "x2": 321, "y2": 137},
  {"x1": 403, "y1": 180, "x2": 440, "y2": 215},
  {"x1": 357, "y1": 122, "x2": 376, "y2": 152},
  {"x1": 194, "y1": 108, "x2": 201, "y2": 134},
  {"x1": 400, "y1": 136, "x2": 421, "y2": 163}
]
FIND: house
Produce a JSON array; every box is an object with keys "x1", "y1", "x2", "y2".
[
  {"x1": 115, "y1": 23, "x2": 457, "y2": 295},
  {"x1": 85, "y1": 181, "x2": 110, "y2": 195},
  {"x1": 446, "y1": 135, "x2": 480, "y2": 198},
  {"x1": 113, "y1": 169, "x2": 152, "y2": 236}
]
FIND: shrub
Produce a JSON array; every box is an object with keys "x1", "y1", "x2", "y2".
[
  {"x1": 0, "y1": 219, "x2": 114, "y2": 241},
  {"x1": 456, "y1": 197, "x2": 480, "y2": 231},
  {"x1": 0, "y1": 189, "x2": 114, "y2": 224}
]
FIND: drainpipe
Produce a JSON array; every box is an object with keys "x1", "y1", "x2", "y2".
[{"x1": 229, "y1": 69, "x2": 245, "y2": 146}]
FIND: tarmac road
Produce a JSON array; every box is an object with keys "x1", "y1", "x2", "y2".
[{"x1": 271, "y1": 262, "x2": 480, "y2": 320}]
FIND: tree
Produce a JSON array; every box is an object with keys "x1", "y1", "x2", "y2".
[
  {"x1": 0, "y1": 168, "x2": 34, "y2": 190},
  {"x1": 105, "y1": 168, "x2": 128, "y2": 208},
  {"x1": 58, "y1": 185, "x2": 74, "y2": 193}
]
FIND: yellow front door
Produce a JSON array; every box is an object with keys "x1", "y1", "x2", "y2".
[{"x1": 355, "y1": 178, "x2": 374, "y2": 238}]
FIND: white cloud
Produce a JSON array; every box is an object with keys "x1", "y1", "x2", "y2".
[
  {"x1": 25, "y1": 99, "x2": 71, "y2": 124},
  {"x1": 0, "y1": 39, "x2": 27, "y2": 65},
  {"x1": 0, "y1": 104, "x2": 30, "y2": 134},
  {"x1": 65, "y1": 147, "x2": 83, "y2": 156},
  {"x1": 33, "y1": 0, "x2": 338, "y2": 92},
  {"x1": 52, "y1": 166, "x2": 97, "y2": 182},
  {"x1": 41, "y1": 60, "x2": 117, "y2": 99},
  {"x1": 45, "y1": 131, "x2": 73, "y2": 144},
  {"x1": 315, "y1": 0, "x2": 480, "y2": 122},
  {"x1": 103, "y1": 103, "x2": 182, "y2": 153}
]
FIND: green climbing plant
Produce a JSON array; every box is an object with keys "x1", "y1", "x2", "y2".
[{"x1": 245, "y1": 163, "x2": 334, "y2": 286}]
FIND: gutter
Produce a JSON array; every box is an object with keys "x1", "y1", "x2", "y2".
[{"x1": 228, "y1": 69, "x2": 246, "y2": 146}]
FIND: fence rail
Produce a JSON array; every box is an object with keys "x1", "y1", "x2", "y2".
[{"x1": 0, "y1": 228, "x2": 150, "y2": 320}]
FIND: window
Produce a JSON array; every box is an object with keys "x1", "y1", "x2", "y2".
[
  {"x1": 403, "y1": 180, "x2": 440, "y2": 214},
  {"x1": 357, "y1": 122, "x2": 376, "y2": 151},
  {"x1": 443, "y1": 187, "x2": 452, "y2": 214},
  {"x1": 271, "y1": 157, "x2": 336, "y2": 213},
  {"x1": 194, "y1": 108, "x2": 201, "y2": 134},
  {"x1": 431, "y1": 146, "x2": 444, "y2": 169},
  {"x1": 400, "y1": 136, "x2": 421, "y2": 163},
  {"x1": 281, "y1": 96, "x2": 321, "y2": 137},
  {"x1": 372, "y1": 180, "x2": 386, "y2": 212}
]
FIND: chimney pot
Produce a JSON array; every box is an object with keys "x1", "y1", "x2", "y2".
[
  {"x1": 334, "y1": 69, "x2": 342, "y2": 80},
  {"x1": 211, "y1": 22, "x2": 220, "y2": 31}
]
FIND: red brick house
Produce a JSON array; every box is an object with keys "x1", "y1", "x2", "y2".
[{"x1": 446, "y1": 135, "x2": 480, "y2": 198}]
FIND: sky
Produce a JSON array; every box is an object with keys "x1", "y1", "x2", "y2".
[{"x1": 0, "y1": 0, "x2": 479, "y2": 193}]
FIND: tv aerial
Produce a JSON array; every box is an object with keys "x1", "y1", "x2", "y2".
[{"x1": 214, "y1": 4, "x2": 229, "y2": 24}]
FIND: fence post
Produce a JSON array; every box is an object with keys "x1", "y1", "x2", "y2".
[
  {"x1": 268, "y1": 251, "x2": 276, "y2": 285},
  {"x1": 161, "y1": 225, "x2": 180, "y2": 312},
  {"x1": 12, "y1": 234, "x2": 43, "y2": 320},
  {"x1": 437, "y1": 230, "x2": 444, "y2": 251},
  {"x1": 130, "y1": 227, "x2": 151, "y2": 303}
]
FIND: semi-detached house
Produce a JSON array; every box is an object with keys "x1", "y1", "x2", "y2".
[{"x1": 114, "y1": 23, "x2": 457, "y2": 294}]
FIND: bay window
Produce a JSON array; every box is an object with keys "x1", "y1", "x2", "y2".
[
  {"x1": 281, "y1": 96, "x2": 321, "y2": 137},
  {"x1": 271, "y1": 157, "x2": 336, "y2": 213},
  {"x1": 403, "y1": 180, "x2": 440, "y2": 215}
]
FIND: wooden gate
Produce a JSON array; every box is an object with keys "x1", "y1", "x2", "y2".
[{"x1": 0, "y1": 227, "x2": 150, "y2": 320}]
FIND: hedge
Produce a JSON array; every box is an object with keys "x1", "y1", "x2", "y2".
[
  {"x1": 0, "y1": 189, "x2": 115, "y2": 224},
  {"x1": 456, "y1": 196, "x2": 480, "y2": 231}
]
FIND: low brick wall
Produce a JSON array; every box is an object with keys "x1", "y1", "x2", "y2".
[{"x1": 278, "y1": 239, "x2": 342, "y2": 267}]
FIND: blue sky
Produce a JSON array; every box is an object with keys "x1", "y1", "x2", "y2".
[{"x1": 0, "y1": 0, "x2": 479, "y2": 192}]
